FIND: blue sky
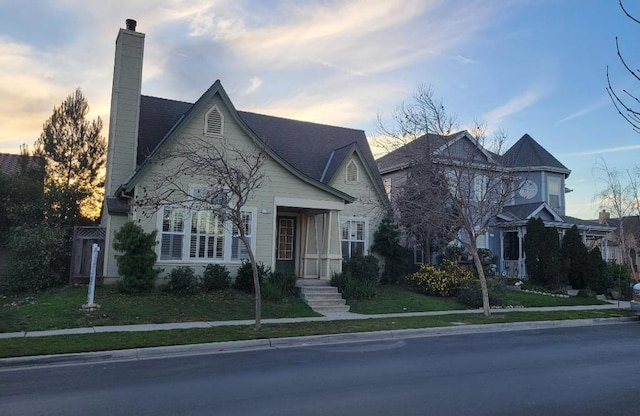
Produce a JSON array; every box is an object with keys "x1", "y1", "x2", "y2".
[{"x1": 1, "y1": 0, "x2": 639, "y2": 220}]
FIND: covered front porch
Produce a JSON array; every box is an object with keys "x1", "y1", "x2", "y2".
[
  {"x1": 273, "y1": 197, "x2": 344, "y2": 280},
  {"x1": 497, "y1": 221, "x2": 612, "y2": 279}
]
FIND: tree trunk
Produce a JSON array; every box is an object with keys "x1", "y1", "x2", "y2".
[
  {"x1": 241, "y1": 234, "x2": 261, "y2": 331},
  {"x1": 472, "y1": 248, "x2": 491, "y2": 317}
]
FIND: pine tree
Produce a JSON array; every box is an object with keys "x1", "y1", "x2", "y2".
[{"x1": 35, "y1": 88, "x2": 106, "y2": 225}]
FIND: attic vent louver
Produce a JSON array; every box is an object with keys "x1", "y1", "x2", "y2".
[
  {"x1": 346, "y1": 159, "x2": 359, "y2": 183},
  {"x1": 205, "y1": 106, "x2": 223, "y2": 136}
]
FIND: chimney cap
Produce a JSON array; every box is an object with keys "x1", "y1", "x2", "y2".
[{"x1": 125, "y1": 19, "x2": 137, "y2": 31}]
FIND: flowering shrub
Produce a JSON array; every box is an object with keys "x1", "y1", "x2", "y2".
[{"x1": 405, "y1": 259, "x2": 475, "y2": 297}]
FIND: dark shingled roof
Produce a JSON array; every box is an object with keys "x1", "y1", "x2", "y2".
[
  {"x1": 501, "y1": 134, "x2": 569, "y2": 173},
  {"x1": 500, "y1": 202, "x2": 546, "y2": 221},
  {"x1": 376, "y1": 133, "x2": 455, "y2": 173},
  {"x1": 136, "y1": 95, "x2": 383, "y2": 189},
  {"x1": 0, "y1": 153, "x2": 42, "y2": 176},
  {"x1": 137, "y1": 96, "x2": 192, "y2": 165}
]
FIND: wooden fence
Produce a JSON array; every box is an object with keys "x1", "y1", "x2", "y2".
[{"x1": 70, "y1": 226, "x2": 105, "y2": 284}]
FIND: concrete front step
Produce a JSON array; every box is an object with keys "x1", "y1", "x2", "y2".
[
  {"x1": 305, "y1": 298, "x2": 347, "y2": 307},
  {"x1": 301, "y1": 293, "x2": 343, "y2": 301},
  {"x1": 311, "y1": 305, "x2": 351, "y2": 313},
  {"x1": 296, "y1": 278, "x2": 350, "y2": 314}
]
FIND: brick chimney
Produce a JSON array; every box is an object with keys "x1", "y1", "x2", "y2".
[
  {"x1": 598, "y1": 209, "x2": 610, "y2": 224},
  {"x1": 104, "y1": 19, "x2": 145, "y2": 196}
]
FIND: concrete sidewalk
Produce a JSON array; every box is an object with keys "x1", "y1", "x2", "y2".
[{"x1": 0, "y1": 301, "x2": 631, "y2": 340}]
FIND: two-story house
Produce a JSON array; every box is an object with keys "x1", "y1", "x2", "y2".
[{"x1": 378, "y1": 132, "x2": 612, "y2": 278}]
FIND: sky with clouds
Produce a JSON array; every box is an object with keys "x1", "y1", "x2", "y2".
[{"x1": 1, "y1": 0, "x2": 639, "y2": 220}]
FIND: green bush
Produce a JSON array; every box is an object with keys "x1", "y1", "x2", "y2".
[
  {"x1": 342, "y1": 255, "x2": 380, "y2": 283},
  {"x1": 4, "y1": 224, "x2": 69, "y2": 292},
  {"x1": 163, "y1": 266, "x2": 199, "y2": 296},
  {"x1": 202, "y1": 264, "x2": 231, "y2": 292},
  {"x1": 405, "y1": 259, "x2": 474, "y2": 297},
  {"x1": 457, "y1": 279, "x2": 506, "y2": 308},
  {"x1": 112, "y1": 222, "x2": 161, "y2": 294},
  {"x1": 233, "y1": 261, "x2": 270, "y2": 293},
  {"x1": 371, "y1": 218, "x2": 410, "y2": 284},
  {"x1": 331, "y1": 271, "x2": 378, "y2": 300},
  {"x1": 261, "y1": 272, "x2": 297, "y2": 301}
]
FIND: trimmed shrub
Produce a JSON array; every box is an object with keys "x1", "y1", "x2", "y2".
[
  {"x1": 4, "y1": 224, "x2": 69, "y2": 292},
  {"x1": 202, "y1": 264, "x2": 231, "y2": 292},
  {"x1": 342, "y1": 255, "x2": 380, "y2": 283},
  {"x1": 112, "y1": 222, "x2": 161, "y2": 294},
  {"x1": 457, "y1": 279, "x2": 506, "y2": 308},
  {"x1": 233, "y1": 261, "x2": 270, "y2": 294},
  {"x1": 405, "y1": 259, "x2": 474, "y2": 297},
  {"x1": 261, "y1": 271, "x2": 297, "y2": 301},
  {"x1": 331, "y1": 271, "x2": 378, "y2": 300},
  {"x1": 163, "y1": 266, "x2": 199, "y2": 296}
]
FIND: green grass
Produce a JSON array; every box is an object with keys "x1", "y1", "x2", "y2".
[
  {"x1": 505, "y1": 291, "x2": 609, "y2": 307},
  {"x1": 349, "y1": 285, "x2": 467, "y2": 314},
  {"x1": 348, "y1": 285, "x2": 609, "y2": 314},
  {"x1": 0, "y1": 309, "x2": 633, "y2": 358},
  {"x1": 0, "y1": 285, "x2": 318, "y2": 333}
]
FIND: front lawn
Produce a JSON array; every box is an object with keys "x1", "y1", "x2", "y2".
[
  {"x1": 505, "y1": 290, "x2": 609, "y2": 307},
  {"x1": 347, "y1": 285, "x2": 610, "y2": 314},
  {"x1": 0, "y1": 285, "x2": 318, "y2": 333},
  {"x1": 348, "y1": 285, "x2": 467, "y2": 314}
]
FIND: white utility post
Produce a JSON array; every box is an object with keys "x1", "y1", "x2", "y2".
[{"x1": 83, "y1": 243, "x2": 100, "y2": 310}]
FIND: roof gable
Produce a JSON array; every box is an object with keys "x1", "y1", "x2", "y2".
[{"x1": 124, "y1": 81, "x2": 380, "y2": 203}]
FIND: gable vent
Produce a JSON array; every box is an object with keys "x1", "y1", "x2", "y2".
[
  {"x1": 346, "y1": 160, "x2": 358, "y2": 182},
  {"x1": 205, "y1": 106, "x2": 223, "y2": 136}
]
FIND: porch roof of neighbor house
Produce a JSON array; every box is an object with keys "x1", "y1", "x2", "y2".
[
  {"x1": 136, "y1": 95, "x2": 384, "y2": 191},
  {"x1": 497, "y1": 203, "x2": 613, "y2": 233}
]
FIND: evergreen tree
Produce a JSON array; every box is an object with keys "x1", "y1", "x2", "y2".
[
  {"x1": 524, "y1": 217, "x2": 545, "y2": 284},
  {"x1": 0, "y1": 149, "x2": 45, "y2": 246},
  {"x1": 585, "y1": 247, "x2": 607, "y2": 294},
  {"x1": 561, "y1": 225, "x2": 588, "y2": 289},
  {"x1": 371, "y1": 217, "x2": 408, "y2": 284},
  {"x1": 34, "y1": 88, "x2": 106, "y2": 225},
  {"x1": 541, "y1": 227, "x2": 564, "y2": 288}
]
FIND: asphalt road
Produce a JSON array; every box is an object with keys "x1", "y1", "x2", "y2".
[{"x1": 1, "y1": 323, "x2": 639, "y2": 416}]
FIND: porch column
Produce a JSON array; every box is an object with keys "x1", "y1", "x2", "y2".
[
  {"x1": 319, "y1": 211, "x2": 342, "y2": 279},
  {"x1": 499, "y1": 231, "x2": 505, "y2": 275},
  {"x1": 517, "y1": 228, "x2": 525, "y2": 279},
  {"x1": 301, "y1": 214, "x2": 320, "y2": 278}
]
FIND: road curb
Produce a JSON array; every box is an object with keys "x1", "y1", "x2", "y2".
[{"x1": 1, "y1": 316, "x2": 635, "y2": 370}]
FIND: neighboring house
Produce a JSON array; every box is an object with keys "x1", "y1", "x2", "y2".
[
  {"x1": 597, "y1": 210, "x2": 640, "y2": 278},
  {"x1": 377, "y1": 131, "x2": 613, "y2": 278},
  {"x1": 101, "y1": 20, "x2": 388, "y2": 282}
]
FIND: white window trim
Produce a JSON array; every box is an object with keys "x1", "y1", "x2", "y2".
[
  {"x1": 339, "y1": 216, "x2": 368, "y2": 259},
  {"x1": 156, "y1": 206, "x2": 257, "y2": 264},
  {"x1": 547, "y1": 176, "x2": 562, "y2": 210},
  {"x1": 204, "y1": 105, "x2": 224, "y2": 137}
]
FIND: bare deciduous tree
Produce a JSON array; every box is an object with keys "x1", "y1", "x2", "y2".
[
  {"x1": 135, "y1": 137, "x2": 268, "y2": 330},
  {"x1": 378, "y1": 84, "x2": 515, "y2": 316},
  {"x1": 594, "y1": 158, "x2": 638, "y2": 277},
  {"x1": 607, "y1": 0, "x2": 640, "y2": 133}
]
